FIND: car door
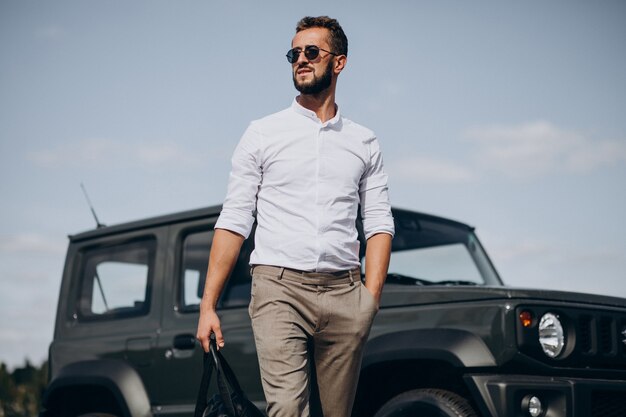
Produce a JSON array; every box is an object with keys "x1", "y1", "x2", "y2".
[
  {"x1": 53, "y1": 227, "x2": 167, "y2": 403},
  {"x1": 151, "y1": 218, "x2": 263, "y2": 416}
]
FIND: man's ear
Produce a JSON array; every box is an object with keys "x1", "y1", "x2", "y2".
[{"x1": 334, "y1": 55, "x2": 347, "y2": 75}]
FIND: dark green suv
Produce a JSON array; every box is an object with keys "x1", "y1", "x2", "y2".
[{"x1": 40, "y1": 206, "x2": 626, "y2": 417}]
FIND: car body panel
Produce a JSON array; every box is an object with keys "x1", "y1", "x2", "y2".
[{"x1": 41, "y1": 206, "x2": 626, "y2": 417}]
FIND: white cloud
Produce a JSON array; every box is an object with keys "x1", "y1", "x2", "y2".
[
  {"x1": 28, "y1": 138, "x2": 204, "y2": 169},
  {"x1": 29, "y1": 138, "x2": 116, "y2": 166},
  {"x1": 0, "y1": 315, "x2": 54, "y2": 368},
  {"x1": 464, "y1": 121, "x2": 626, "y2": 179},
  {"x1": 0, "y1": 262, "x2": 60, "y2": 367},
  {"x1": 387, "y1": 121, "x2": 625, "y2": 186},
  {"x1": 0, "y1": 233, "x2": 65, "y2": 255},
  {"x1": 480, "y1": 230, "x2": 626, "y2": 298},
  {"x1": 566, "y1": 140, "x2": 626, "y2": 172},
  {"x1": 136, "y1": 143, "x2": 198, "y2": 164},
  {"x1": 486, "y1": 239, "x2": 556, "y2": 263},
  {"x1": 388, "y1": 156, "x2": 476, "y2": 184}
]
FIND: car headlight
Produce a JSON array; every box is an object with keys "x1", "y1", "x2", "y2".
[{"x1": 538, "y1": 312, "x2": 564, "y2": 358}]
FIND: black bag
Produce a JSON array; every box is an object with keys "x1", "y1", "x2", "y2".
[{"x1": 193, "y1": 339, "x2": 265, "y2": 417}]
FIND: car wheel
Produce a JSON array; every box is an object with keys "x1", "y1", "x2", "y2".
[
  {"x1": 373, "y1": 389, "x2": 478, "y2": 417},
  {"x1": 76, "y1": 413, "x2": 119, "y2": 417}
]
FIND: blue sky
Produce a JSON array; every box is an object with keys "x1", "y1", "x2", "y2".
[{"x1": 1, "y1": 1, "x2": 625, "y2": 368}]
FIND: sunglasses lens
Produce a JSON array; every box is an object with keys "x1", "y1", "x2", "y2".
[
  {"x1": 286, "y1": 49, "x2": 299, "y2": 63},
  {"x1": 286, "y1": 46, "x2": 322, "y2": 63},
  {"x1": 304, "y1": 46, "x2": 320, "y2": 60}
]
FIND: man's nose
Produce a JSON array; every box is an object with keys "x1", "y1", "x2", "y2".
[{"x1": 295, "y1": 50, "x2": 309, "y2": 64}]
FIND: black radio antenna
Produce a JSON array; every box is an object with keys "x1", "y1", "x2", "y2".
[{"x1": 80, "y1": 183, "x2": 105, "y2": 228}]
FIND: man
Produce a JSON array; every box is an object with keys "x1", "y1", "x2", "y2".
[{"x1": 196, "y1": 16, "x2": 394, "y2": 417}]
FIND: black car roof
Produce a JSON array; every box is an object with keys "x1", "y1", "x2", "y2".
[
  {"x1": 69, "y1": 205, "x2": 474, "y2": 243},
  {"x1": 69, "y1": 205, "x2": 223, "y2": 242}
]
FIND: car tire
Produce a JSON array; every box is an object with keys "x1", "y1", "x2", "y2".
[
  {"x1": 373, "y1": 388, "x2": 478, "y2": 417},
  {"x1": 76, "y1": 413, "x2": 119, "y2": 417}
]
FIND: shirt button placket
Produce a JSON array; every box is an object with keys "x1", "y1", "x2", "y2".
[{"x1": 315, "y1": 125, "x2": 322, "y2": 270}]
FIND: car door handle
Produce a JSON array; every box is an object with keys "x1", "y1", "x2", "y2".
[{"x1": 173, "y1": 334, "x2": 197, "y2": 350}]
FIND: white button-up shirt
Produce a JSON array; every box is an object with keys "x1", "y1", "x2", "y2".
[{"x1": 215, "y1": 99, "x2": 394, "y2": 272}]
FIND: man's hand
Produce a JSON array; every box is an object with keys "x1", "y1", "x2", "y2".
[
  {"x1": 196, "y1": 306, "x2": 224, "y2": 352},
  {"x1": 195, "y1": 228, "x2": 245, "y2": 352}
]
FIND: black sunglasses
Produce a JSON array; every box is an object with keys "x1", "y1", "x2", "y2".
[{"x1": 286, "y1": 45, "x2": 338, "y2": 64}]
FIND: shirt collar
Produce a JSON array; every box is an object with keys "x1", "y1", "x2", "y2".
[{"x1": 291, "y1": 98, "x2": 342, "y2": 127}]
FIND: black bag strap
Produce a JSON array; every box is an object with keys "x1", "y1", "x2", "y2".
[
  {"x1": 193, "y1": 343, "x2": 214, "y2": 417},
  {"x1": 212, "y1": 344, "x2": 244, "y2": 394},
  {"x1": 211, "y1": 341, "x2": 237, "y2": 416},
  {"x1": 193, "y1": 338, "x2": 241, "y2": 417}
]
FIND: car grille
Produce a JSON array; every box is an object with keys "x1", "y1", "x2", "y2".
[
  {"x1": 591, "y1": 390, "x2": 626, "y2": 417},
  {"x1": 577, "y1": 314, "x2": 626, "y2": 363}
]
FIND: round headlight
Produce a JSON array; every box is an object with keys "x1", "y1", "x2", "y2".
[
  {"x1": 538, "y1": 312, "x2": 564, "y2": 358},
  {"x1": 522, "y1": 395, "x2": 544, "y2": 417}
]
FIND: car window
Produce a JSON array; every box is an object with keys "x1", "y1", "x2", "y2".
[
  {"x1": 78, "y1": 239, "x2": 155, "y2": 319},
  {"x1": 364, "y1": 212, "x2": 502, "y2": 286},
  {"x1": 180, "y1": 229, "x2": 253, "y2": 311},
  {"x1": 387, "y1": 243, "x2": 483, "y2": 284},
  {"x1": 180, "y1": 229, "x2": 212, "y2": 309}
]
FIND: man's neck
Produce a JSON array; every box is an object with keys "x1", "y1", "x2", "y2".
[{"x1": 296, "y1": 92, "x2": 337, "y2": 123}]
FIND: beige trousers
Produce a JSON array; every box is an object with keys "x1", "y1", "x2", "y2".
[{"x1": 249, "y1": 265, "x2": 379, "y2": 417}]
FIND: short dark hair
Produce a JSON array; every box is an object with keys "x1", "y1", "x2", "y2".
[{"x1": 295, "y1": 16, "x2": 348, "y2": 57}]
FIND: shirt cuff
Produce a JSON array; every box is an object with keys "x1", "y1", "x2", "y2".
[
  {"x1": 215, "y1": 210, "x2": 255, "y2": 239},
  {"x1": 363, "y1": 218, "x2": 395, "y2": 240}
]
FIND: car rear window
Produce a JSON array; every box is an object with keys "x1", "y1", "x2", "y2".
[{"x1": 77, "y1": 238, "x2": 155, "y2": 320}]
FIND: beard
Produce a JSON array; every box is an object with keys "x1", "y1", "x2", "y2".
[{"x1": 292, "y1": 59, "x2": 333, "y2": 95}]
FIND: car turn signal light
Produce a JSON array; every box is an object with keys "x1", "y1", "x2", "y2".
[{"x1": 519, "y1": 310, "x2": 533, "y2": 328}]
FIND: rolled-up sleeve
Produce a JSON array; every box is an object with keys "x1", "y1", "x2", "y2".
[
  {"x1": 215, "y1": 125, "x2": 263, "y2": 239},
  {"x1": 359, "y1": 137, "x2": 395, "y2": 240}
]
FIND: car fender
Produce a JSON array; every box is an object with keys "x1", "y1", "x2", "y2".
[
  {"x1": 42, "y1": 359, "x2": 152, "y2": 417},
  {"x1": 362, "y1": 328, "x2": 497, "y2": 369}
]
